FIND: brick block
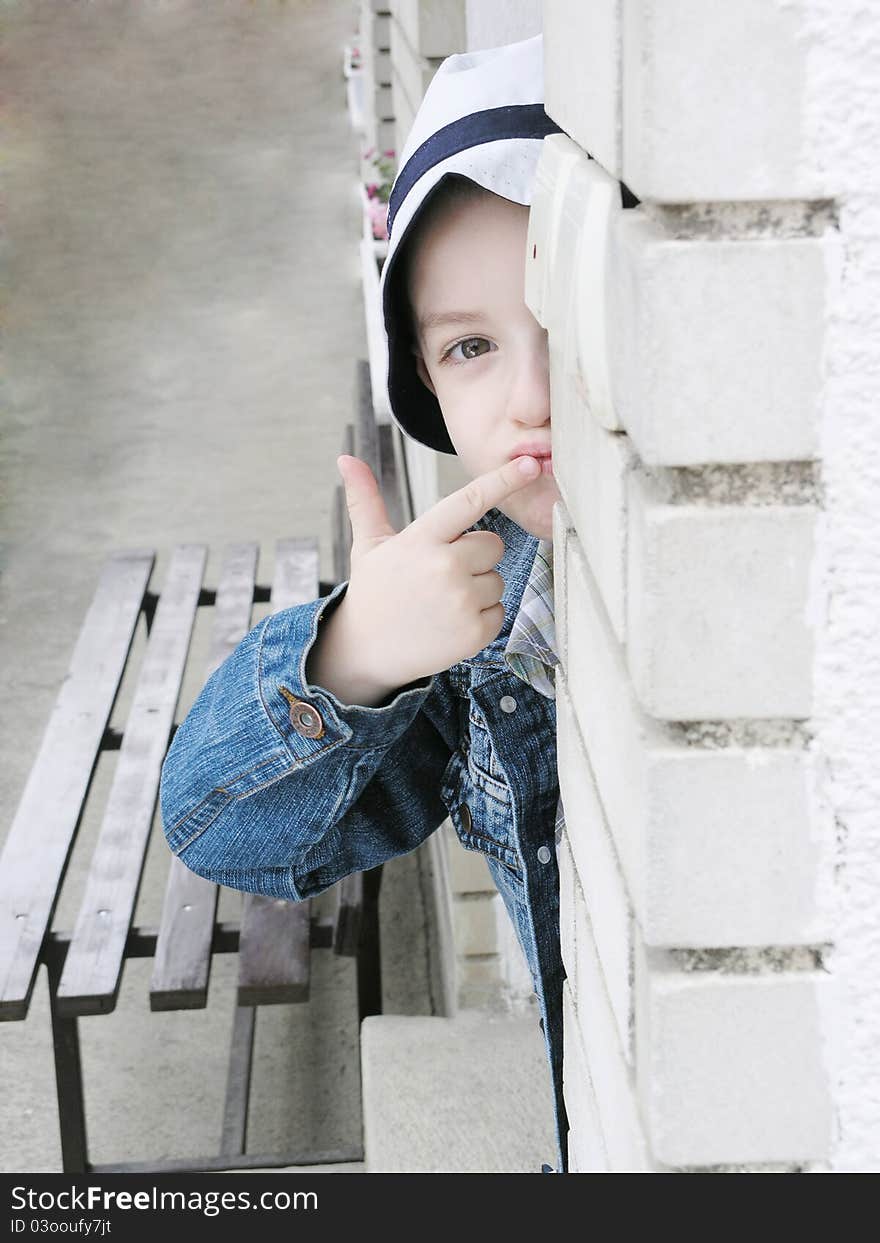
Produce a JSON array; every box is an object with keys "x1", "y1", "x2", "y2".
[
  {"x1": 557, "y1": 827, "x2": 577, "y2": 1001},
  {"x1": 373, "y1": 116, "x2": 393, "y2": 153},
  {"x1": 606, "y1": 211, "x2": 830, "y2": 465},
  {"x1": 544, "y1": 0, "x2": 622, "y2": 177},
  {"x1": 374, "y1": 82, "x2": 393, "y2": 120},
  {"x1": 562, "y1": 992, "x2": 610, "y2": 1173},
  {"x1": 375, "y1": 47, "x2": 392, "y2": 84},
  {"x1": 551, "y1": 341, "x2": 633, "y2": 642},
  {"x1": 455, "y1": 954, "x2": 503, "y2": 1010},
  {"x1": 452, "y1": 893, "x2": 498, "y2": 956},
  {"x1": 526, "y1": 137, "x2": 623, "y2": 433},
  {"x1": 496, "y1": 905, "x2": 537, "y2": 1009},
  {"x1": 621, "y1": 0, "x2": 835, "y2": 201},
  {"x1": 392, "y1": 0, "x2": 466, "y2": 58},
  {"x1": 564, "y1": 960, "x2": 652, "y2": 1170},
  {"x1": 464, "y1": 0, "x2": 542, "y2": 51},
  {"x1": 525, "y1": 133, "x2": 589, "y2": 332},
  {"x1": 445, "y1": 824, "x2": 494, "y2": 894},
  {"x1": 627, "y1": 469, "x2": 816, "y2": 719},
  {"x1": 560, "y1": 529, "x2": 831, "y2": 947},
  {"x1": 557, "y1": 689, "x2": 634, "y2": 1061},
  {"x1": 374, "y1": 12, "x2": 391, "y2": 48},
  {"x1": 393, "y1": 110, "x2": 415, "y2": 169},
  {"x1": 635, "y1": 943, "x2": 834, "y2": 1165},
  {"x1": 391, "y1": 19, "x2": 442, "y2": 125},
  {"x1": 551, "y1": 500, "x2": 572, "y2": 667}
]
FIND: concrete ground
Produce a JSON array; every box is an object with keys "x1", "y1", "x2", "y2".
[{"x1": 0, "y1": 0, "x2": 433, "y2": 1173}]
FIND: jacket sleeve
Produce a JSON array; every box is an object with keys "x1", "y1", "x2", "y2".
[{"x1": 159, "y1": 581, "x2": 453, "y2": 902}]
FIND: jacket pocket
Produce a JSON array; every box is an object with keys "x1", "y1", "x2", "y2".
[
  {"x1": 465, "y1": 705, "x2": 510, "y2": 804},
  {"x1": 440, "y1": 750, "x2": 521, "y2": 877}
]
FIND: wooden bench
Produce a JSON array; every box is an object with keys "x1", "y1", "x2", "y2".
[{"x1": 0, "y1": 366, "x2": 403, "y2": 1174}]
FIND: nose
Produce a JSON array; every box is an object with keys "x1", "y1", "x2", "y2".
[{"x1": 507, "y1": 328, "x2": 551, "y2": 427}]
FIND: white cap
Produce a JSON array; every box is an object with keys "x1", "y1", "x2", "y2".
[{"x1": 378, "y1": 34, "x2": 561, "y2": 454}]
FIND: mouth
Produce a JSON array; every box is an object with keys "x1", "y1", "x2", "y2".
[
  {"x1": 510, "y1": 444, "x2": 553, "y2": 475},
  {"x1": 510, "y1": 452, "x2": 553, "y2": 477}
]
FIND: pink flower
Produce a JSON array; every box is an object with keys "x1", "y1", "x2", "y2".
[{"x1": 368, "y1": 197, "x2": 389, "y2": 241}]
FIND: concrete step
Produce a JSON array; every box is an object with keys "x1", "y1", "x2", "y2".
[{"x1": 361, "y1": 1011, "x2": 556, "y2": 1173}]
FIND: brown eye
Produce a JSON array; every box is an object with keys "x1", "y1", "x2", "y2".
[{"x1": 448, "y1": 336, "x2": 494, "y2": 363}]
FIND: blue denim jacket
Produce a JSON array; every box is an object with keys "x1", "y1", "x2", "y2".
[{"x1": 160, "y1": 507, "x2": 568, "y2": 1172}]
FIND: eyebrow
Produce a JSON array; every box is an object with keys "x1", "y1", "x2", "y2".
[{"x1": 417, "y1": 309, "x2": 487, "y2": 337}]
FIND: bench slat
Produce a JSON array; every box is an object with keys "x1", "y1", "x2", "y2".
[
  {"x1": 0, "y1": 551, "x2": 155, "y2": 1021},
  {"x1": 236, "y1": 538, "x2": 319, "y2": 1006},
  {"x1": 55, "y1": 546, "x2": 207, "y2": 1016},
  {"x1": 333, "y1": 872, "x2": 363, "y2": 958},
  {"x1": 236, "y1": 896, "x2": 311, "y2": 1006},
  {"x1": 379, "y1": 423, "x2": 408, "y2": 532},
  {"x1": 150, "y1": 543, "x2": 259, "y2": 1011},
  {"x1": 336, "y1": 423, "x2": 355, "y2": 583}
]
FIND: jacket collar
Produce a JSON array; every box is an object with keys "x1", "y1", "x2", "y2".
[{"x1": 467, "y1": 508, "x2": 540, "y2": 662}]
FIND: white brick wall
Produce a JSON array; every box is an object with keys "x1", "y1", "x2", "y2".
[
  {"x1": 393, "y1": 0, "x2": 466, "y2": 59},
  {"x1": 544, "y1": 1, "x2": 620, "y2": 178},
  {"x1": 554, "y1": 504, "x2": 832, "y2": 950},
  {"x1": 543, "y1": 0, "x2": 837, "y2": 201},
  {"x1": 625, "y1": 472, "x2": 817, "y2": 720},
  {"x1": 536, "y1": 1, "x2": 855, "y2": 1172},
  {"x1": 390, "y1": 16, "x2": 447, "y2": 157},
  {"x1": 635, "y1": 943, "x2": 834, "y2": 1166},
  {"x1": 606, "y1": 212, "x2": 835, "y2": 467}
]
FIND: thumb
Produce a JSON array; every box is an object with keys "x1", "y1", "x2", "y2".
[{"x1": 337, "y1": 455, "x2": 398, "y2": 546}]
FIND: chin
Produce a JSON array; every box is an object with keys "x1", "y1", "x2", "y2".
[{"x1": 508, "y1": 502, "x2": 555, "y2": 542}]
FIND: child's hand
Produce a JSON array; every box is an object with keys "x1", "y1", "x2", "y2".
[{"x1": 336, "y1": 453, "x2": 543, "y2": 688}]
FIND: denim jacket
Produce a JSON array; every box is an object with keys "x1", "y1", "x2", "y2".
[{"x1": 160, "y1": 506, "x2": 569, "y2": 1173}]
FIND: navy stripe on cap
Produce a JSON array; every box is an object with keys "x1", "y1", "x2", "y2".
[{"x1": 387, "y1": 103, "x2": 563, "y2": 239}]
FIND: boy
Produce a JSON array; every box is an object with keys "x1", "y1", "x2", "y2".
[{"x1": 160, "y1": 33, "x2": 569, "y2": 1172}]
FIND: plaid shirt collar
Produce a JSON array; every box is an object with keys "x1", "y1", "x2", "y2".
[
  {"x1": 503, "y1": 537, "x2": 565, "y2": 840},
  {"x1": 503, "y1": 538, "x2": 558, "y2": 700}
]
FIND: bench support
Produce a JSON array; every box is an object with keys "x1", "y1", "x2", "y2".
[
  {"x1": 39, "y1": 925, "x2": 367, "y2": 1174},
  {"x1": 46, "y1": 946, "x2": 89, "y2": 1174}
]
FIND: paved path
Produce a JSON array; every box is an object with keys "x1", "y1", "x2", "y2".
[{"x1": 0, "y1": 0, "x2": 430, "y2": 1173}]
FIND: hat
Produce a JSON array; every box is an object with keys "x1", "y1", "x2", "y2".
[{"x1": 379, "y1": 33, "x2": 562, "y2": 455}]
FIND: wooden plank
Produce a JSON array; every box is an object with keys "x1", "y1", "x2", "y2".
[
  {"x1": 0, "y1": 550, "x2": 154, "y2": 1021},
  {"x1": 333, "y1": 423, "x2": 355, "y2": 584},
  {"x1": 56, "y1": 546, "x2": 207, "y2": 1016},
  {"x1": 271, "y1": 537, "x2": 320, "y2": 613},
  {"x1": 150, "y1": 543, "x2": 259, "y2": 1011},
  {"x1": 89, "y1": 1146, "x2": 363, "y2": 1174},
  {"x1": 237, "y1": 894, "x2": 311, "y2": 1006},
  {"x1": 378, "y1": 422, "x2": 407, "y2": 532},
  {"x1": 220, "y1": 1004, "x2": 256, "y2": 1155},
  {"x1": 332, "y1": 483, "x2": 351, "y2": 585},
  {"x1": 360, "y1": 233, "x2": 392, "y2": 418},
  {"x1": 355, "y1": 358, "x2": 380, "y2": 477},
  {"x1": 333, "y1": 872, "x2": 363, "y2": 958},
  {"x1": 236, "y1": 538, "x2": 319, "y2": 1006},
  {"x1": 46, "y1": 952, "x2": 89, "y2": 1173}
]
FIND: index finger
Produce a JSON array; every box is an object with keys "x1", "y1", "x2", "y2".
[{"x1": 415, "y1": 456, "x2": 543, "y2": 544}]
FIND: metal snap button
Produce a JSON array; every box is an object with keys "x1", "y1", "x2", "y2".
[
  {"x1": 459, "y1": 803, "x2": 472, "y2": 832},
  {"x1": 537, "y1": 845, "x2": 552, "y2": 865},
  {"x1": 499, "y1": 695, "x2": 517, "y2": 713},
  {"x1": 288, "y1": 699, "x2": 324, "y2": 738}
]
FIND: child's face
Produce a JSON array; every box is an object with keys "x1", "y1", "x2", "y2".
[{"x1": 407, "y1": 191, "x2": 561, "y2": 542}]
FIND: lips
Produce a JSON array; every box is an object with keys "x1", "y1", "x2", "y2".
[{"x1": 510, "y1": 444, "x2": 552, "y2": 460}]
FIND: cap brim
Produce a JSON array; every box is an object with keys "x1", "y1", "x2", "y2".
[{"x1": 381, "y1": 182, "x2": 460, "y2": 456}]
